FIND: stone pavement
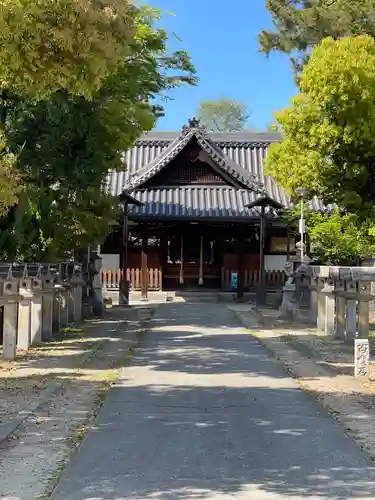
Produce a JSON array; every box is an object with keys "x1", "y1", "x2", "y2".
[{"x1": 51, "y1": 303, "x2": 375, "y2": 500}]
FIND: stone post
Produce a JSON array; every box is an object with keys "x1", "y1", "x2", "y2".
[
  {"x1": 18, "y1": 278, "x2": 33, "y2": 350},
  {"x1": 345, "y1": 281, "x2": 358, "y2": 342},
  {"x1": 2, "y1": 279, "x2": 20, "y2": 360},
  {"x1": 317, "y1": 278, "x2": 327, "y2": 330},
  {"x1": 354, "y1": 339, "x2": 370, "y2": 377},
  {"x1": 70, "y1": 274, "x2": 84, "y2": 323},
  {"x1": 362, "y1": 258, "x2": 375, "y2": 323},
  {"x1": 41, "y1": 274, "x2": 54, "y2": 341},
  {"x1": 93, "y1": 254, "x2": 104, "y2": 316},
  {"x1": 357, "y1": 281, "x2": 372, "y2": 339},
  {"x1": 334, "y1": 279, "x2": 346, "y2": 340},
  {"x1": 321, "y1": 279, "x2": 335, "y2": 334},
  {"x1": 346, "y1": 268, "x2": 375, "y2": 377},
  {"x1": 309, "y1": 275, "x2": 319, "y2": 325},
  {"x1": 30, "y1": 277, "x2": 43, "y2": 346},
  {"x1": 64, "y1": 281, "x2": 74, "y2": 324},
  {"x1": 52, "y1": 279, "x2": 64, "y2": 334},
  {"x1": 59, "y1": 284, "x2": 69, "y2": 329},
  {"x1": 278, "y1": 280, "x2": 296, "y2": 319}
]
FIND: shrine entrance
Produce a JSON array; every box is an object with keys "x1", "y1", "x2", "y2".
[{"x1": 163, "y1": 225, "x2": 222, "y2": 290}]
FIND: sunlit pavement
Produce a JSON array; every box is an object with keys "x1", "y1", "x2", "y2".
[{"x1": 51, "y1": 303, "x2": 375, "y2": 500}]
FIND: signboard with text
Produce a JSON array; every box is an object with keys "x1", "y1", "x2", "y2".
[{"x1": 231, "y1": 272, "x2": 238, "y2": 290}]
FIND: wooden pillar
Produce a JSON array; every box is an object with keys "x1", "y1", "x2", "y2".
[
  {"x1": 257, "y1": 206, "x2": 267, "y2": 305},
  {"x1": 179, "y1": 234, "x2": 184, "y2": 285},
  {"x1": 160, "y1": 231, "x2": 168, "y2": 291},
  {"x1": 199, "y1": 235, "x2": 204, "y2": 286},
  {"x1": 167, "y1": 236, "x2": 171, "y2": 263},
  {"x1": 141, "y1": 235, "x2": 148, "y2": 301},
  {"x1": 119, "y1": 202, "x2": 129, "y2": 305},
  {"x1": 236, "y1": 237, "x2": 245, "y2": 301}
]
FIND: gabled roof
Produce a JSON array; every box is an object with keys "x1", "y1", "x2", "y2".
[
  {"x1": 135, "y1": 130, "x2": 282, "y2": 147},
  {"x1": 106, "y1": 119, "x2": 332, "y2": 220},
  {"x1": 124, "y1": 118, "x2": 264, "y2": 193}
]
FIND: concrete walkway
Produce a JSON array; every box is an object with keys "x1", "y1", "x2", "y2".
[{"x1": 51, "y1": 303, "x2": 375, "y2": 500}]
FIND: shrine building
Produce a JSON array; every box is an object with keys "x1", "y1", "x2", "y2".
[{"x1": 99, "y1": 118, "x2": 312, "y2": 301}]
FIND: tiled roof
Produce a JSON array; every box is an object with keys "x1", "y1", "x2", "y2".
[
  {"x1": 107, "y1": 126, "x2": 329, "y2": 218},
  {"x1": 124, "y1": 128, "x2": 264, "y2": 192},
  {"x1": 134, "y1": 130, "x2": 282, "y2": 146},
  {"x1": 127, "y1": 187, "x2": 281, "y2": 221},
  {"x1": 108, "y1": 131, "x2": 286, "y2": 194}
]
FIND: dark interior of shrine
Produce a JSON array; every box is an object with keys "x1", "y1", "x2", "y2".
[{"x1": 101, "y1": 222, "x2": 293, "y2": 290}]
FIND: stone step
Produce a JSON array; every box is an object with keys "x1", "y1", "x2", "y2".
[
  {"x1": 130, "y1": 291, "x2": 168, "y2": 303},
  {"x1": 167, "y1": 291, "x2": 219, "y2": 303}
]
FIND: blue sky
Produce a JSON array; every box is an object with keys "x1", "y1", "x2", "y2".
[{"x1": 152, "y1": 0, "x2": 298, "y2": 131}]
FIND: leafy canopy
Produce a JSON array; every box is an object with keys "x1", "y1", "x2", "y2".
[
  {"x1": 196, "y1": 98, "x2": 250, "y2": 132},
  {"x1": 0, "y1": 5, "x2": 197, "y2": 261},
  {"x1": 266, "y1": 36, "x2": 375, "y2": 214},
  {"x1": 284, "y1": 206, "x2": 375, "y2": 265},
  {"x1": 0, "y1": 0, "x2": 136, "y2": 100},
  {"x1": 0, "y1": 138, "x2": 20, "y2": 217},
  {"x1": 259, "y1": 1, "x2": 375, "y2": 263},
  {"x1": 259, "y1": 0, "x2": 375, "y2": 70},
  {"x1": 267, "y1": 35, "x2": 375, "y2": 263}
]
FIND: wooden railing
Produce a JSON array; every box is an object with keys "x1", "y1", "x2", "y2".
[
  {"x1": 221, "y1": 268, "x2": 286, "y2": 290},
  {"x1": 101, "y1": 268, "x2": 162, "y2": 291},
  {"x1": 102, "y1": 267, "x2": 286, "y2": 292},
  {"x1": 101, "y1": 268, "x2": 286, "y2": 290}
]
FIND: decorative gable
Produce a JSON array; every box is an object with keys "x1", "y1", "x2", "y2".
[
  {"x1": 125, "y1": 118, "x2": 264, "y2": 193},
  {"x1": 143, "y1": 138, "x2": 232, "y2": 187}
]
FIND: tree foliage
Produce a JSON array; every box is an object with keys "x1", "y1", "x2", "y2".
[
  {"x1": 0, "y1": 139, "x2": 20, "y2": 218},
  {"x1": 266, "y1": 36, "x2": 375, "y2": 262},
  {"x1": 259, "y1": 0, "x2": 375, "y2": 70},
  {"x1": 266, "y1": 36, "x2": 375, "y2": 212},
  {"x1": 0, "y1": 4, "x2": 197, "y2": 261},
  {"x1": 284, "y1": 206, "x2": 375, "y2": 265},
  {"x1": 0, "y1": 0, "x2": 136, "y2": 100},
  {"x1": 196, "y1": 98, "x2": 249, "y2": 132},
  {"x1": 260, "y1": 1, "x2": 375, "y2": 263}
]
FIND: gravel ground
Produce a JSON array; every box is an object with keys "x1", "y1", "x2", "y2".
[
  {"x1": 0, "y1": 325, "x2": 109, "y2": 422},
  {"x1": 232, "y1": 305, "x2": 375, "y2": 461},
  {"x1": 0, "y1": 306, "x2": 150, "y2": 500}
]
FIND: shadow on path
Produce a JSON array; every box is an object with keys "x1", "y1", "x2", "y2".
[{"x1": 50, "y1": 303, "x2": 375, "y2": 500}]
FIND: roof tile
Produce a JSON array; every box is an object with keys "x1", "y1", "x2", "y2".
[{"x1": 107, "y1": 130, "x2": 329, "y2": 216}]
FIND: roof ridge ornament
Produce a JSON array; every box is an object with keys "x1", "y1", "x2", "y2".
[{"x1": 181, "y1": 117, "x2": 206, "y2": 136}]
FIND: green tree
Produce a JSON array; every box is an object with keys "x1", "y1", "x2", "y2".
[
  {"x1": 0, "y1": 0, "x2": 134, "y2": 240},
  {"x1": 284, "y1": 206, "x2": 375, "y2": 265},
  {"x1": 266, "y1": 36, "x2": 375, "y2": 262},
  {"x1": 0, "y1": 6, "x2": 197, "y2": 260},
  {"x1": 196, "y1": 98, "x2": 250, "y2": 132},
  {"x1": 0, "y1": 0, "x2": 137, "y2": 100},
  {"x1": 259, "y1": 0, "x2": 375, "y2": 70},
  {"x1": 266, "y1": 36, "x2": 375, "y2": 211}
]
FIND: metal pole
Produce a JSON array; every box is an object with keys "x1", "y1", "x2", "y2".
[{"x1": 296, "y1": 187, "x2": 308, "y2": 264}]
